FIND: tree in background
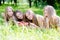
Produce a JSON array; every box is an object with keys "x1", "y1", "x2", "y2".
[
  {"x1": 42, "y1": 0, "x2": 46, "y2": 5},
  {"x1": 3, "y1": 0, "x2": 5, "y2": 4},
  {"x1": 11, "y1": 0, "x2": 13, "y2": 4},
  {"x1": 34, "y1": 0, "x2": 38, "y2": 7},
  {"x1": 28, "y1": 0, "x2": 32, "y2": 8},
  {"x1": 56, "y1": 0, "x2": 60, "y2": 8},
  {"x1": 0, "y1": 0, "x2": 2, "y2": 5},
  {"x1": 33, "y1": 0, "x2": 47, "y2": 8},
  {"x1": 37, "y1": 0, "x2": 40, "y2": 7},
  {"x1": 14, "y1": 0, "x2": 17, "y2": 5},
  {"x1": 46, "y1": 0, "x2": 56, "y2": 7},
  {"x1": 56, "y1": 0, "x2": 60, "y2": 4}
]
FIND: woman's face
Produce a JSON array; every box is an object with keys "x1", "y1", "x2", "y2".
[
  {"x1": 7, "y1": 8, "x2": 13, "y2": 17},
  {"x1": 44, "y1": 8, "x2": 49, "y2": 18},
  {"x1": 26, "y1": 12, "x2": 33, "y2": 20},
  {"x1": 16, "y1": 12, "x2": 23, "y2": 19}
]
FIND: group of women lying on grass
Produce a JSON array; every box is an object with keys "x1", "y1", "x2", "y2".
[{"x1": 2, "y1": 5, "x2": 60, "y2": 29}]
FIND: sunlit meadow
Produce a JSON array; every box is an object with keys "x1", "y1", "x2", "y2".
[{"x1": 0, "y1": 4, "x2": 60, "y2": 40}]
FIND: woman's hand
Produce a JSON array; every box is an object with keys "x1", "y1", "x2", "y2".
[{"x1": 18, "y1": 21, "x2": 29, "y2": 26}]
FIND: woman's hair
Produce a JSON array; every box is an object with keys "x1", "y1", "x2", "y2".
[
  {"x1": 26, "y1": 9, "x2": 34, "y2": 15},
  {"x1": 5, "y1": 6, "x2": 13, "y2": 14},
  {"x1": 43, "y1": 5, "x2": 57, "y2": 28},
  {"x1": 5, "y1": 6, "x2": 13, "y2": 21},
  {"x1": 44, "y1": 5, "x2": 56, "y2": 16},
  {"x1": 24, "y1": 9, "x2": 39, "y2": 26},
  {"x1": 14, "y1": 10, "x2": 23, "y2": 21}
]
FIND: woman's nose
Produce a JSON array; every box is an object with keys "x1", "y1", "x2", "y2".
[{"x1": 45, "y1": 14, "x2": 48, "y2": 17}]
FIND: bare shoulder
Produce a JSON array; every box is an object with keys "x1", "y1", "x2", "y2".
[
  {"x1": 36, "y1": 14, "x2": 44, "y2": 20},
  {"x1": 54, "y1": 16, "x2": 60, "y2": 27},
  {"x1": 54, "y1": 16, "x2": 60, "y2": 23},
  {"x1": 55, "y1": 16, "x2": 60, "y2": 20}
]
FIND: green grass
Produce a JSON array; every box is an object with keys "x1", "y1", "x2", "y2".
[
  {"x1": 0, "y1": 24, "x2": 60, "y2": 40},
  {"x1": 0, "y1": 4, "x2": 60, "y2": 40}
]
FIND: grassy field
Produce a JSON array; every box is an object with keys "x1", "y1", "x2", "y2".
[
  {"x1": 0, "y1": 4, "x2": 60, "y2": 40},
  {"x1": 0, "y1": 24, "x2": 60, "y2": 40}
]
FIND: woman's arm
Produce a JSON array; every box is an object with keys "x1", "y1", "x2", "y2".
[
  {"x1": 29, "y1": 23, "x2": 38, "y2": 28},
  {"x1": 56, "y1": 16, "x2": 60, "y2": 27}
]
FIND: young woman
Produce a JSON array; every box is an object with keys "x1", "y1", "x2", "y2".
[
  {"x1": 43, "y1": 5, "x2": 60, "y2": 28},
  {"x1": 24, "y1": 9, "x2": 39, "y2": 27},
  {"x1": 14, "y1": 10, "x2": 28, "y2": 26},
  {"x1": 3, "y1": 6, "x2": 14, "y2": 24}
]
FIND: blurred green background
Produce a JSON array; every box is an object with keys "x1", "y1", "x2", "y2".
[{"x1": 0, "y1": 0, "x2": 60, "y2": 16}]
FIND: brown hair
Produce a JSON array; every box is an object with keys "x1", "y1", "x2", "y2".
[
  {"x1": 24, "y1": 9, "x2": 39, "y2": 26},
  {"x1": 14, "y1": 10, "x2": 24, "y2": 22}
]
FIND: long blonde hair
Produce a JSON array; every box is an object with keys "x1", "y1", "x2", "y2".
[
  {"x1": 44, "y1": 5, "x2": 56, "y2": 17},
  {"x1": 5, "y1": 6, "x2": 13, "y2": 21},
  {"x1": 43, "y1": 5, "x2": 57, "y2": 28}
]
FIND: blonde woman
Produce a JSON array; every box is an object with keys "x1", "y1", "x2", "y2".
[
  {"x1": 2, "y1": 6, "x2": 15, "y2": 25},
  {"x1": 43, "y1": 5, "x2": 60, "y2": 28}
]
